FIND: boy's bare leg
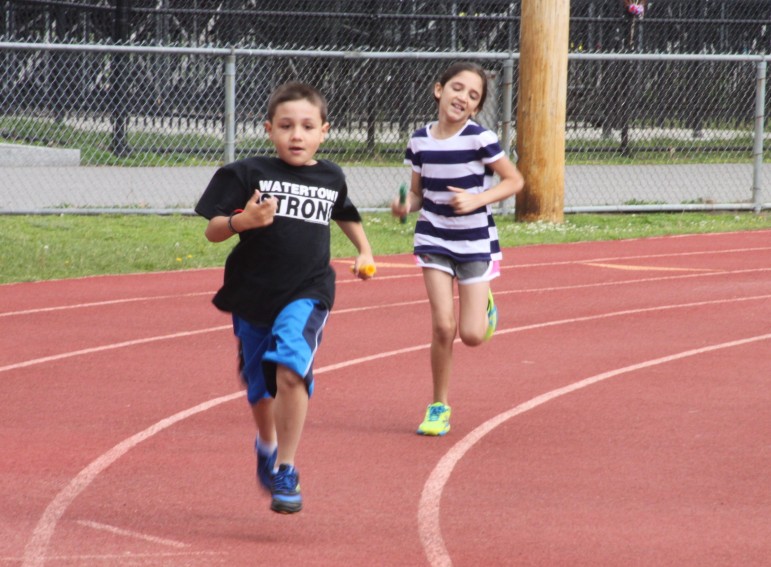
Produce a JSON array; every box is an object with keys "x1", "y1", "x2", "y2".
[
  {"x1": 273, "y1": 364, "x2": 308, "y2": 466},
  {"x1": 422, "y1": 268, "x2": 457, "y2": 405},
  {"x1": 250, "y1": 397, "x2": 276, "y2": 446}
]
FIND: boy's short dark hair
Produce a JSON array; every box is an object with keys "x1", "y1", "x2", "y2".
[{"x1": 266, "y1": 82, "x2": 328, "y2": 123}]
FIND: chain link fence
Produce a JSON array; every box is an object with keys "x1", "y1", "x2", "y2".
[
  {"x1": 0, "y1": 42, "x2": 769, "y2": 214},
  {"x1": 4, "y1": 1, "x2": 771, "y2": 55}
]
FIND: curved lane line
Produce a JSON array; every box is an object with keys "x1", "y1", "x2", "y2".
[
  {"x1": 18, "y1": 295, "x2": 771, "y2": 565},
  {"x1": 5, "y1": 294, "x2": 770, "y2": 376},
  {"x1": 3, "y1": 253, "x2": 768, "y2": 318},
  {"x1": 0, "y1": 292, "x2": 212, "y2": 318},
  {"x1": 20, "y1": 344, "x2": 428, "y2": 567},
  {"x1": 21, "y1": 391, "x2": 243, "y2": 567},
  {"x1": 417, "y1": 332, "x2": 771, "y2": 567},
  {"x1": 507, "y1": 245, "x2": 771, "y2": 270},
  {"x1": 0, "y1": 327, "x2": 230, "y2": 374}
]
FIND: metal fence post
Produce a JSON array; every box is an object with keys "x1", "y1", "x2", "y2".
[
  {"x1": 500, "y1": 57, "x2": 515, "y2": 214},
  {"x1": 224, "y1": 49, "x2": 236, "y2": 164},
  {"x1": 752, "y1": 59, "x2": 766, "y2": 213},
  {"x1": 1, "y1": 43, "x2": 770, "y2": 214},
  {"x1": 110, "y1": 0, "x2": 130, "y2": 157}
]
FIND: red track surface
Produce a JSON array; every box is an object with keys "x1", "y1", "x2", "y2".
[{"x1": 2, "y1": 231, "x2": 770, "y2": 566}]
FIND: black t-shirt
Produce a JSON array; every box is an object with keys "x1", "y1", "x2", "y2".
[{"x1": 195, "y1": 156, "x2": 361, "y2": 325}]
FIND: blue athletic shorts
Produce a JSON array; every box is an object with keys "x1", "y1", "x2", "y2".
[{"x1": 233, "y1": 299, "x2": 329, "y2": 403}]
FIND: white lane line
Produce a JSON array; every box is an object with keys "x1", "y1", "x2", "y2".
[
  {"x1": 0, "y1": 292, "x2": 212, "y2": 318},
  {"x1": 495, "y1": 267, "x2": 770, "y2": 296},
  {"x1": 19, "y1": 295, "x2": 771, "y2": 566},
  {"x1": 581, "y1": 262, "x2": 718, "y2": 272},
  {"x1": 4, "y1": 551, "x2": 225, "y2": 562},
  {"x1": 494, "y1": 293, "x2": 771, "y2": 335},
  {"x1": 417, "y1": 333, "x2": 771, "y2": 567},
  {"x1": 3, "y1": 244, "x2": 768, "y2": 318},
  {"x1": 5, "y1": 292, "x2": 770, "y2": 376},
  {"x1": 3, "y1": 265, "x2": 767, "y2": 324},
  {"x1": 22, "y1": 392, "x2": 243, "y2": 567},
  {"x1": 21, "y1": 341, "x2": 429, "y2": 567},
  {"x1": 76, "y1": 520, "x2": 189, "y2": 548},
  {"x1": 0, "y1": 326, "x2": 230, "y2": 374},
  {"x1": 505, "y1": 244, "x2": 771, "y2": 270}
]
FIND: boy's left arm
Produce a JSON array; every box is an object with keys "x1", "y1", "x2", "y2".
[{"x1": 335, "y1": 220, "x2": 375, "y2": 280}]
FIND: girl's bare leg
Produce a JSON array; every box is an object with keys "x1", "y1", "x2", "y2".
[
  {"x1": 457, "y1": 280, "x2": 490, "y2": 347},
  {"x1": 422, "y1": 268, "x2": 457, "y2": 405}
]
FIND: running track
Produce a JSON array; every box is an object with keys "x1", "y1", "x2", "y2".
[{"x1": 1, "y1": 230, "x2": 769, "y2": 566}]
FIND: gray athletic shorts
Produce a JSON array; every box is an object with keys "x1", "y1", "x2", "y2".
[{"x1": 415, "y1": 253, "x2": 500, "y2": 285}]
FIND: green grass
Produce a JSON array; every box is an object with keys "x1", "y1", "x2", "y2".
[
  {"x1": 1, "y1": 211, "x2": 769, "y2": 284},
  {"x1": 2, "y1": 115, "x2": 761, "y2": 167}
]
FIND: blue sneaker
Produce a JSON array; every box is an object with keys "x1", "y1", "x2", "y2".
[
  {"x1": 271, "y1": 464, "x2": 302, "y2": 514},
  {"x1": 255, "y1": 441, "x2": 277, "y2": 493}
]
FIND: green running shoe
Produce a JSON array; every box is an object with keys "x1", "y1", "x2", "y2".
[
  {"x1": 485, "y1": 288, "x2": 498, "y2": 341},
  {"x1": 417, "y1": 402, "x2": 451, "y2": 436}
]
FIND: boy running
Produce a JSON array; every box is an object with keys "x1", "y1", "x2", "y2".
[{"x1": 196, "y1": 82, "x2": 374, "y2": 513}]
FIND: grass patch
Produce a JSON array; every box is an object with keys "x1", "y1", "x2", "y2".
[
  {"x1": 2, "y1": 211, "x2": 769, "y2": 284},
  {"x1": 2, "y1": 115, "x2": 761, "y2": 167}
]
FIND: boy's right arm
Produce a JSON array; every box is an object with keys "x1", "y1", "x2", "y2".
[
  {"x1": 204, "y1": 190, "x2": 277, "y2": 242},
  {"x1": 204, "y1": 216, "x2": 238, "y2": 243},
  {"x1": 335, "y1": 220, "x2": 375, "y2": 280}
]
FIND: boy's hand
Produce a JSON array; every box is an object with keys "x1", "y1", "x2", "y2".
[
  {"x1": 447, "y1": 186, "x2": 481, "y2": 215},
  {"x1": 242, "y1": 190, "x2": 277, "y2": 229},
  {"x1": 352, "y1": 254, "x2": 376, "y2": 280}
]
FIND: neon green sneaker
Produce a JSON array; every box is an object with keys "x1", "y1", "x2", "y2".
[
  {"x1": 417, "y1": 402, "x2": 451, "y2": 436},
  {"x1": 484, "y1": 288, "x2": 498, "y2": 341}
]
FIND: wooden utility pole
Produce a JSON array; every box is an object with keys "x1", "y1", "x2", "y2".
[{"x1": 515, "y1": 0, "x2": 570, "y2": 223}]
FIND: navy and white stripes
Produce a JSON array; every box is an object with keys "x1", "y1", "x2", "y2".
[{"x1": 405, "y1": 119, "x2": 504, "y2": 263}]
